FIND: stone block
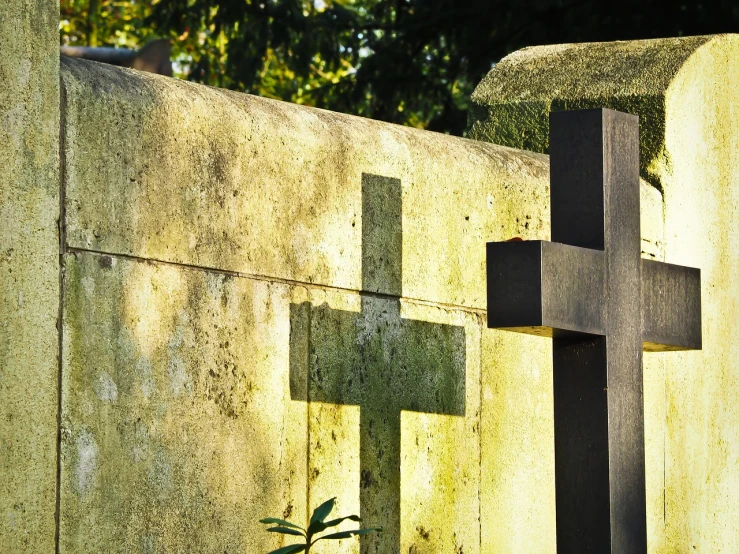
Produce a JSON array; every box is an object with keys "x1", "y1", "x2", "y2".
[
  {"x1": 57, "y1": 49, "x2": 669, "y2": 552},
  {"x1": 0, "y1": 1, "x2": 60, "y2": 552},
  {"x1": 60, "y1": 252, "x2": 307, "y2": 552},
  {"x1": 60, "y1": 56, "x2": 551, "y2": 311}
]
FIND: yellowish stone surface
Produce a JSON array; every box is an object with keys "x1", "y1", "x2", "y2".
[
  {"x1": 469, "y1": 33, "x2": 739, "y2": 553},
  {"x1": 55, "y1": 51, "x2": 669, "y2": 552},
  {"x1": 60, "y1": 252, "x2": 308, "y2": 553},
  {"x1": 60, "y1": 56, "x2": 551, "y2": 310},
  {"x1": 0, "y1": 1, "x2": 60, "y2": 552},
  {"x1": 6, "y1": 9, "x2": 727, "y2": 551}
]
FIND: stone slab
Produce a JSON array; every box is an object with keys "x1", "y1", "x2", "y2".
[
  {"x1": 61, "y1": 56, "x2": 664, "y2": 310},
  {"x1": 468, "y1": 35, "x2": 712, "y2": 190},
  {"x1": 60, "y1": 249, "x2": 487, "y2": 553},
  {"x1": 0, "y1": 1, "x2": 60, "y2": 552},
  {"x1": 56, "y1": 52, "x2": 669, "y2": 552},
  {"x1": 60, "y1": 56, "x2": 548, "y2": 311},
  {"x1": 59, "y1": 251, "x2": 307, "y2": 553}
]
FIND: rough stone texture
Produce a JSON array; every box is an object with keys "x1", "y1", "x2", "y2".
[
  {"x1": 55, "y1": 56, "x2": 668, "y2": 552},
  {"x1": 60, "y1": 55, "x2": 551, "y2": 311},
  {"x1": 0, "y1": 1, "x2": 60, "y2": 552},
  {"x1": 60, "y1": 252, "x2": 307, "y2": 553},
  {"x1": 480, "y1": 330, "x2": 554, "y2": 552},
  {"x1": 293, "y1": 291, "x2": 480, "y2": 553},
  {"x1": 58, "y1": 56, "x2": 543, "y2": 552},
  {"x1": 469, "y1": 34, "x2": 739, "y2": 553},
  {"x1": 468, "y1": 35, "x2": 712, "y2": 191}
]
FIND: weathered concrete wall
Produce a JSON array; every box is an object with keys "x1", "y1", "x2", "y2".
[
  {"x1": 56, "y1": 55, "x2": 663, "y2": 552},
  {"x1": 58, "y1": 56, "x2": 548, "y2": 553},
  {"x1": 469, "y1": 34, "x2": 739, "y2": 553},
  {"x1": 0, "y1": 1, "x2": 60, "y2": 552},
  {"x1": 60, "y1": 252, "x2": 307, "y2": 552}
]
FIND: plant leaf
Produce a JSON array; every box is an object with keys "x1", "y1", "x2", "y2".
[
  {"x1": 309, "y1": 497, "x2": 336, "y2": 526},
  {"x1": 316, "y1": 527, "x2": 382, "y2": 541},
  {"x1": 267, "y1": 526, "x2": 305, "y2": 537},
  {"x1": 260, "y1": 518, "x2": 305, "y2": 531},
  {"x1": 323, "y1": 515, "x2": 361, "y2": 528},
  {"x1": 306, "y1": 520, "x2": 327, "y2": 536},
  {"x1": 318, "y1": 530, "x2": 355, "y2": 540},
  {"x1": 267, "y1": 545, "x2": 306, "y2": 554},
  {"x1": 307, "y1": 514, "x2": 361, "y2": 536}
]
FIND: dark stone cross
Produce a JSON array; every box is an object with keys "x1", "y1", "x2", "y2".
[
  {"x1": 487, "y1": 109, "x2": 702, "y2": 553},
  {"x1": 290, "y1": 173, "x2": 466, "y2": 553}
]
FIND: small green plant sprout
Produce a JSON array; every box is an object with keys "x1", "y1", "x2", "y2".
[{"x1": 260, "y1": 497, "x2": 382, "y2": 554}]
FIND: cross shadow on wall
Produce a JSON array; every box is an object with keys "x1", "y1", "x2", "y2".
[{"x1": 289, "y1": 174, "x2": 467, "y2": 553}]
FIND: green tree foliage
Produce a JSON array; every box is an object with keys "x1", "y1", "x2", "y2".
[
  {"x1": 61, "y1": 0, "x2": 739, "y2": 135},
  {"x1": 61, "y1": 0, "x2": 159, "y2": 48}
]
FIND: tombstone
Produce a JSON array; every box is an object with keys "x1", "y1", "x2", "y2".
[
  {"x1": 9, "y1": 5, "x2": 738, "y2": 550},
  {"x1": 57, "y1": 54, "x2": 521, "y2": 552},
  {"x1": 487, "y1": 108, "x2": 701, "y2": 553}
]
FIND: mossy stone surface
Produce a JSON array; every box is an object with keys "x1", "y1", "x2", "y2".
[
  {"x1": 60, "y1": 56, "x2": 552, "y2": 311},
  {"x1": 468, "y1": 35, "x2": 717, "y2": 192},
  {"x1": 54, "y1": 51, "x2": 671, "y2": 552},
  {"x1": 60, "y1": 252, "x2": 308, "y2": 553}
]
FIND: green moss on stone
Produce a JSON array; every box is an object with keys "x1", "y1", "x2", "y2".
[{"x1": 467, "y1": 36, "x2": 717, "y2": 192}]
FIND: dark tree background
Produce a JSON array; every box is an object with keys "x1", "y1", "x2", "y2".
[{"x1": 60, "y1": 0, "x2": 739, "y2": 135}]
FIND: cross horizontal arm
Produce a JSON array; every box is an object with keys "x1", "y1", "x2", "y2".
[
  {"x1": 487, "y1": 241, "x2": 702, "y2": 351},
  {"x1": 486, "y1": 240, "x2": 605, "y2": 337},
  {"x1": 642, "y1": 259, "x2": 701, "y2": 351}
]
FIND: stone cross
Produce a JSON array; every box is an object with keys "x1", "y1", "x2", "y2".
[
  {"x1": 290, "y1": 173, "x2": 466, "y2": 552},
  {"x1": 487, "y1": 109, "x2": 702, "y2": 553}
]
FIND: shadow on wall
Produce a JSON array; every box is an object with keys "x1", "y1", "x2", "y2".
[
  {"x1": 289, "y1": 173, "x2": 467, "y2": 552},
  {"x1": 59, "y1": 59, "x2": 473, "y2": 548}
]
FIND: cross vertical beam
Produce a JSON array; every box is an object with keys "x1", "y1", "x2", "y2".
[
  {"x1": 551, "y1": 110, "x2": 645, "y2": 552},
  {"x1": 486, "y1": 108, "x2": 701, "y2": 553}
]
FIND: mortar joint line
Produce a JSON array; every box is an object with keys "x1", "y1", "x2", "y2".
[{"x1": 64, "y1": 246, "x2": 488, "y2": 316}]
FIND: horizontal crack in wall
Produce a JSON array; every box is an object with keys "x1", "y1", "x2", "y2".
[{"x1": 65, "y1": 246, "x2": 487, "y2": 316}]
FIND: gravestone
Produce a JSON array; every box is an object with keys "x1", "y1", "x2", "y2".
[
  {"x1": 58, "y1": 54, "x2": 549, "y2": 552},
  {"x1": 290, "y1": 173, "x2": 467, "y2": 552},
  {"x1": 487, "y1": 109, "x2": 701, "y2": 553},
  {"x1": 10, "y1": 7, "x2": 735, "y2": 550}
]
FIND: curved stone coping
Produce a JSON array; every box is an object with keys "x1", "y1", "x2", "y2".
[
  {"x1": 468, "y1": 34, "x2": 739, "y2": 193},
  {"x1": 467, "y1": 33, "x2": 739, "y2": 552}
]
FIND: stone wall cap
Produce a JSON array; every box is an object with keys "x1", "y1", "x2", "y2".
[
  {"x1": 467, "y1": 34, "x2": 739, "y2": 192},
  {"x1": 471, "y1": 34, "x2": 736, "y2": 106}
]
